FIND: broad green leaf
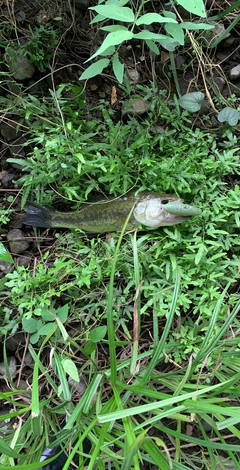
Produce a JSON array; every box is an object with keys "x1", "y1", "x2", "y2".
[
  {"x1": 89, "y1": 5, "x2": 134, "y2": 23},
  {"x1": 90, "y1": 13, "x2": 105, "y2": 24},
  {"x1": 177, "y1": 0, "x2": 206, "y2": 18},
  {"x1": 162, "y1": 41, "x2": 179, "y2": 51},
  {"x1": 57, "y1": 303, "x2": 69, "y2": 323},
  {"x1": 83, "y1": 340, "x2": 96, "y2": 355},
  {"x1": 80, "y1": 59, "x2": 110, "y2": 80},
  {"x1": 217, "y1": 107, "x2": 239, "y2": 126},
  {"x1": 22, "y1": 317, "x2": 38, "y2": 333},
  {"x1": 178, "y1": 92, "x2": 205, "y2": 112},
  {"x1": 87, "y1": 31, "x2": 133, "y2": 61},
  {"x1": 136, "y1": 13, "x2": 177, "y2": 26},
  {"x1": 113, "y1": 52, "x2": 124, "y2": 83},
  {"x1": 99, "y1": 46, "x2": 115, "y2": 56},
  {"x1": 62, "y1": 358, "x2": 79, "y2": 382},
  {"x1": 165, "y1": 23, "x2": 184, "y2": 45},
  {"x1": 38, "y1": 323, "x2": 56, "y2": 336},
  {"x1": 89, "y1": 325, "x2": 107, "y2": 343},
  {"x1": 181, "y1": 21, "x2": 214, "y2": 30},
  {"x1": 40, "y1": 306, "x2": 54, "y2": 321},
  {"x1": 133, "y1": 31, "x2": 176, "y2": 43},
  {"x1": 146, "y1": 39, "x2": 160, "y2": 55},
  {"x1": 101, "y1": 25, "x2": 128, "y2": 32},
  {"x1": 162, "y1": 10, "x2": 176, "y2": 20},
  {"x1": 0, "y1": 242, "x2": 13, "y2": 263}
]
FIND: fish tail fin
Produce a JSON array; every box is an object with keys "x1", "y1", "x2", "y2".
[{"x1": 23, "y1": 203, "x2": 53, "y2": 228}]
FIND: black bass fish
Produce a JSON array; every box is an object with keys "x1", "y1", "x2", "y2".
[{"x1": 23, "y1": 191, "x2": 201, "y2": 234}]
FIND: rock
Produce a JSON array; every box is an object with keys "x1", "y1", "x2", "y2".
[
  {"x1": 222, "y1": 36, "x2": 236, "y2": 48},
  {"x1": 6, "y1": 333, "x2": 24, "y2": 352},
  {"x1": 73, "y1": 0, "x2": 89, "y2": 11},
  {"x1": 16, "y1": 256, "x2": 30, "y2": 267},
  {"x1": 175, "y1": 55, "x2": 186, "y2": 70},
  {"x1": 0, "y1": 259, "x2": 13, "y2": 274},
  {"x1": 214, "y1": 76, "x2": 226, "y2": 92},
  {"x1": 229, "y1": 64, "x2": 240, "y2": 81},
  {"x1": 126, "y1": 68, "x2": 140, "y2": 84},
  {"x1": 7, "y1": 229, "x2": 30, "y2": 254},
  {"x1": 122, "y1": 98, "x2": 151, "y2": 117},
  {"x1": 10, "y1": 143, "x2": 26, "y2": 158},
  {"x1": 1, "y1": 172, "x2": 15, "y2": 187},
  {"x1": 0, "y1": 356, "x2": 16, "y2": 377},
  {"x1": 0, "y1": 122, "x2": 20, "y2": 142},
  {"x1": 5, "y1": 49, "x2": 35, "y2": 81},
  {"x1": 68, "y1": 376, "x2": 87, "y2": 395}
]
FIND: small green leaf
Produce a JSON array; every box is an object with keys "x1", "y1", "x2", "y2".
[
  {"x1": 181, "y1": 22, "x2": 214, "y2": 31},
  {"x1": 80, "y1": 59, "x2": 110, "y2": 80},
  {"x1": 0, "y1": 242, "x2": 13, "y2": 263},
  {"x1": 40, "y1": 307, "x2": 54, "y2": 321},
  {"x1": 89, "y1": 325, "x2": 107, "y2": 343},
  {"x1": 83, "y1": 340, "x2": 96, "y2": 355},
  {"x1": 101, "y1": 25, "x2": 129, "y2": 32},
  {"x1": 57, "y1": 304, "x2": 69, "y2": 323},
  {"x1": 217, "y1": 107, "x2": 239, "y2": 126},
  {"x1": 87, "y1": 31, "x2": 133, "y2": 61},
  {"x1": 62, "y1": 358, "x2": 79, "y2": 382},
  {"x1": 22, "y1": 317, "x2": 39, "y2": 333},
  {"x1": 146, "y1": 40, "x2": 160, "y2": 55},
  {"x1": 113, "y1": 52, "x2": 124, "y2": 83},
  {"x1": 136, "y1": 13, "x2": 177, "y2": 26},
  {"x1": 162, "y1": 41, "x2": 179, "y2": 51},
  {"x1": 177, "y1": 0, "x2": 206, "y2": 18},
  {"x1": 90, "y1": 13, "x2": 105, "y2": 24},
  {"x1": 165, "y1": 23, "x2": 184, "y2": 45},
  {"x1": 38, "y1": 323, "x2": 56, "y2": 336},
  {"x1": 133, "y1": 31, "x2": 176, "y2": 43},
  {"x1": 178, "y1": 92, "x2": 205, "y2": 112},
  {"x1": 195, "y1": 243, "x2": 207, "y2": 265},
  {"x1": 89, "y1": 5, "x2": 134, "y2": 23}
]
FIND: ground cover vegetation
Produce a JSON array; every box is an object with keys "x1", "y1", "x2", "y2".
[{"x1": 0, "y1": 0, "x2": 240, "y2": 468}]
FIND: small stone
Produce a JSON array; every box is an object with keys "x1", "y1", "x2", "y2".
[
  {"x1": 68, "y1": 376, "x2": 87, "y2": 395},
  {"x1": 6, "y1": 50, "x2": 35, "y2": 81},
  {"x1": 0, "y1": 356, "x2": 17, "y2": 377},
  {"x1": 229, "y1": 64, "x2": 240, "y2": 81},
  {"x1": 214, "y1": 76, "x2": 226, "y2": 92},
  {"x1": 73, "y1": 0, "x2": 89, "y2": 11},
  {"x1": 222, "y1": 36, "x2": 236, "y2": 48},
  {"x1": 90, "y1": 84, "x2": 98, "y2": 91},
  {"x1": 175, "y1": 55, "x2": 186, "y2": 70},
  {"x1": 127, "y1": 68, "x2": 140, "y2": 84},
  {"x1": 122, "y1": 98, "x2": 151, "y2": 117},
  {"x1": 0, "y1": 259, "x2": 13, "y2": 274},
  {"x1": 7, "y1": 229, "x2": 30, "y2": 254},
  {"x1": 24, "y1": 351, "x2": 34, "y2": 368},
  {"x1": 0, "y1": 122, "x2": 20, "y2": 142},
  {"x1": 10, "y1": 143, "x2": 26, "y2": 158},
  {"x1": 6, "y1": 333, "x2": 24, "y2": 352}
]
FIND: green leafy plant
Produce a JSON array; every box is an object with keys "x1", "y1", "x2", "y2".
[
  {"x1": 5, "y1": 25, "x2": 59, "y2": 73},
  {"x1": 80, "y1": 0, "x2": 214, "y2": 82},
  {"x1": 22, "y1": 303, "x2": 69, "y2": 344},
  {"x1": 0, "y1": 243, "x2": 13, "y2": 264}
]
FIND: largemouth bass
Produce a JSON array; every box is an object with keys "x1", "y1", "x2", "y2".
[{"x1": 23, "y1": 191, "x2": 201, "y2": 234}]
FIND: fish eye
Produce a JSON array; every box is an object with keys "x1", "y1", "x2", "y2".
[{"x1": 161, "y1": 199, "x2": 169, "y2": 204}]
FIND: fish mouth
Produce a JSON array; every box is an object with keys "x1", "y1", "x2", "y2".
[{"x1": 162, "y1": 211, "x2": 191, "y2": 225}]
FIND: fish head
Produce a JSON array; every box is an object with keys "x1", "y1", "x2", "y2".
[{"x1": 133, "y1": 195, "x2": 201, "y2": 227}]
